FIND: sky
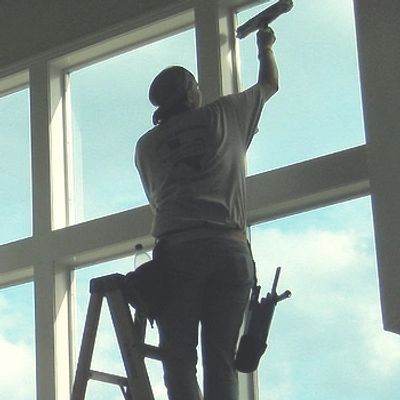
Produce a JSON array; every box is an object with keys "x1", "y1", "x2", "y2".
[
  {"x1": 0, "y1": 88, "x2": 31, "y2": 244},
  {"x1": 1, "y1": 0, "x2": 400, "y2": 399},
  {"x1": 251, "y1": 198, "x2": 400, "y2": 400}
]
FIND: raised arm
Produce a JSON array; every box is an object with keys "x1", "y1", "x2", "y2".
[{"x1": 257, "y1": 27, "x2": 279, "y2": 99}]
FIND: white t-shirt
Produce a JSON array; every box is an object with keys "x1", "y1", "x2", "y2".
[{"x1": 135, "y1": 84, "x2": 268, "y2": 238}]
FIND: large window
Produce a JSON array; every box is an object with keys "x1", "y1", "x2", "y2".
[
  {"x1": 250, "y1": 197, "x2": 400, "y2": 399},
  {"x1": 0, "y1": 2, "x2": 397, "y2": 400},
  {"x1": 237, "y1": 0, "x2": 364, "y2": 174},
  {"x1": 0, "y1": 283, "x2": 36, "y2": 399},
  {"x1": 67, "y1": 28, "x2": 197, "y2": 224},
  {"x1": 0, "y1": 84, "x2": 31, "y2": 244}
]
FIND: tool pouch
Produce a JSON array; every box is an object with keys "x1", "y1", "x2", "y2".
[
  {"x1": 235, "y1": 332, "x2": 267, "y2": 373},
  {"x1": 235, "y1": 285, "x2": 270, "y2": 373},
  {"x1": 123, "y1": 241, "x2": 166, "y2": 326}
]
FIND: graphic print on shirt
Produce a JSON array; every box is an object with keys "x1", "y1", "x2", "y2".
[{"x1": 156, "y1": 124, "x2": 215, "y2": 182}]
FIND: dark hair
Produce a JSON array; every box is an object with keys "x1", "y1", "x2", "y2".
[{"x1": 149, "y1": 66, "x2": 197, "y2": 125}]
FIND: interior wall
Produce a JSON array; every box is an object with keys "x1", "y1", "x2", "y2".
[
  {"x1": 0, "y1": 0, "x2": 184, "y2": 68},
  {"x1": 354, "y1": 0, "x2": 400, "y2": 333}
]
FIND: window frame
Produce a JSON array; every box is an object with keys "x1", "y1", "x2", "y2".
[{"x1": 0, "y1": 70, "x2": 29, "y2": 97}]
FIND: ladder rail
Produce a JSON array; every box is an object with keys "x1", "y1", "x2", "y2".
[
  {"x1": 106, "y1": 289, "x2": 156, "y2": 400},
  {"x1": 71, "y1": 292, "x2": 103, "y2": 400}
]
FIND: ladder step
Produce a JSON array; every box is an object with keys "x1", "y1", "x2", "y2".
[
  {"x1": 87, "y1": 343, "x2": 162, "y2": 386},
  {"x1": 89, "y1": 370, "x2": 128, "y2": 387},
  {"x1": 143, "y1": 344, "x2": 163, "y2": 361}
]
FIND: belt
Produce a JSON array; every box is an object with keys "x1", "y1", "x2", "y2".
[{"x1": 158, "y1": 226, "x2": 247, "y2": 245}]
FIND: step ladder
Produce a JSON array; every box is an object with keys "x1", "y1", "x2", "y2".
[{"x1": 71, "y1": 273, "x2": 162, "y2": 400}]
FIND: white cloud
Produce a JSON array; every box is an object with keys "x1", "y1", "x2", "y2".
[
  {"x1": 250, "y1": 226, "x2": 377, "y2": 320},
  {"x1": 359, "y1": 304, "x2": 400, "y2": 377},
  {"x1": 0, "y1": 336, "x2": 35, "y2": 399},
  {"x1": 251, "y1": 225, "x2": 400, "y2": 396},
  {"x1": 251, "y1": 227, "x2": 369, "y2": 285}
]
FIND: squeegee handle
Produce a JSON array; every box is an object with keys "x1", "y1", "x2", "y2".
[{"x1": 236, "y1": 0, "x2": 293, "y2": 39}]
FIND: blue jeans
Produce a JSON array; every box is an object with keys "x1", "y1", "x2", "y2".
[{"x1": 156, "y1": 238, "x2": 255, "y2": 400}]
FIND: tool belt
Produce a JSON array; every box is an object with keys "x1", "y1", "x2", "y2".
[
  {"x1": 124, "y1": 227, "x2": 247, "y2": 325},
  {"x1": 159, "y1": 225, "x2": 247, "y2": 245}
]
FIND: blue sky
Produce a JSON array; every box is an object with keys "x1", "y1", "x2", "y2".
[
  {"x1": 1, "y1": 0, "x2": 400, "y2": 399},
  {"x1": 0, "y1": 88, "x2": 31, "y2": 244}
]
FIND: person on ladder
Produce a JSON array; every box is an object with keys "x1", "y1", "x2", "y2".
[{"x1": 134, "y1": 26, "x2": 279, "y2": 400}]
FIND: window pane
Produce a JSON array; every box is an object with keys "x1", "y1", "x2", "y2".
[
  {"x1": 0, "y1": 88, "x2": 31, "y2": 244},
  {"x1": 237, "y1": 0, "x2": 364, "y2": 174},
  {"x1": 74, "y1": 256, "x2": 168, "y2": 400},
  {"x1": 69, "y1": 28, "x2": 197, "y2": 224},
  {"x1": 0, "y1": 283, "x2": 36, "y2": 399},
  {"x1": 250, "y1": 197, "x2": 400, "y2": 399}
]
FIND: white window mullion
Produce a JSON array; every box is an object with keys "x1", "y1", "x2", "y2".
[
  {"x1": 30, "y1": 60, "x2": 57, "y2": 400},
  {"x1": 62, "y1": 72, "x2": 78, "y2": 226},
  {"x1": 49, "y1": 63, "x2": 69, "y2": 230},
  {"x1": 194, "y1": 0, "x2": 222, "y2": 102},
  {"x1": 30, "y1": 61, "x2": 52, "y2": 236},
  {"x1": 195, "y1": 0, "x2": 240, "y2": 101},
  {"x1": 49, "y1": 64, "x2": 76, "y2": 400},
  {"x1": 31, "y1": 60, "x2": 74, "y2": 400}
]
